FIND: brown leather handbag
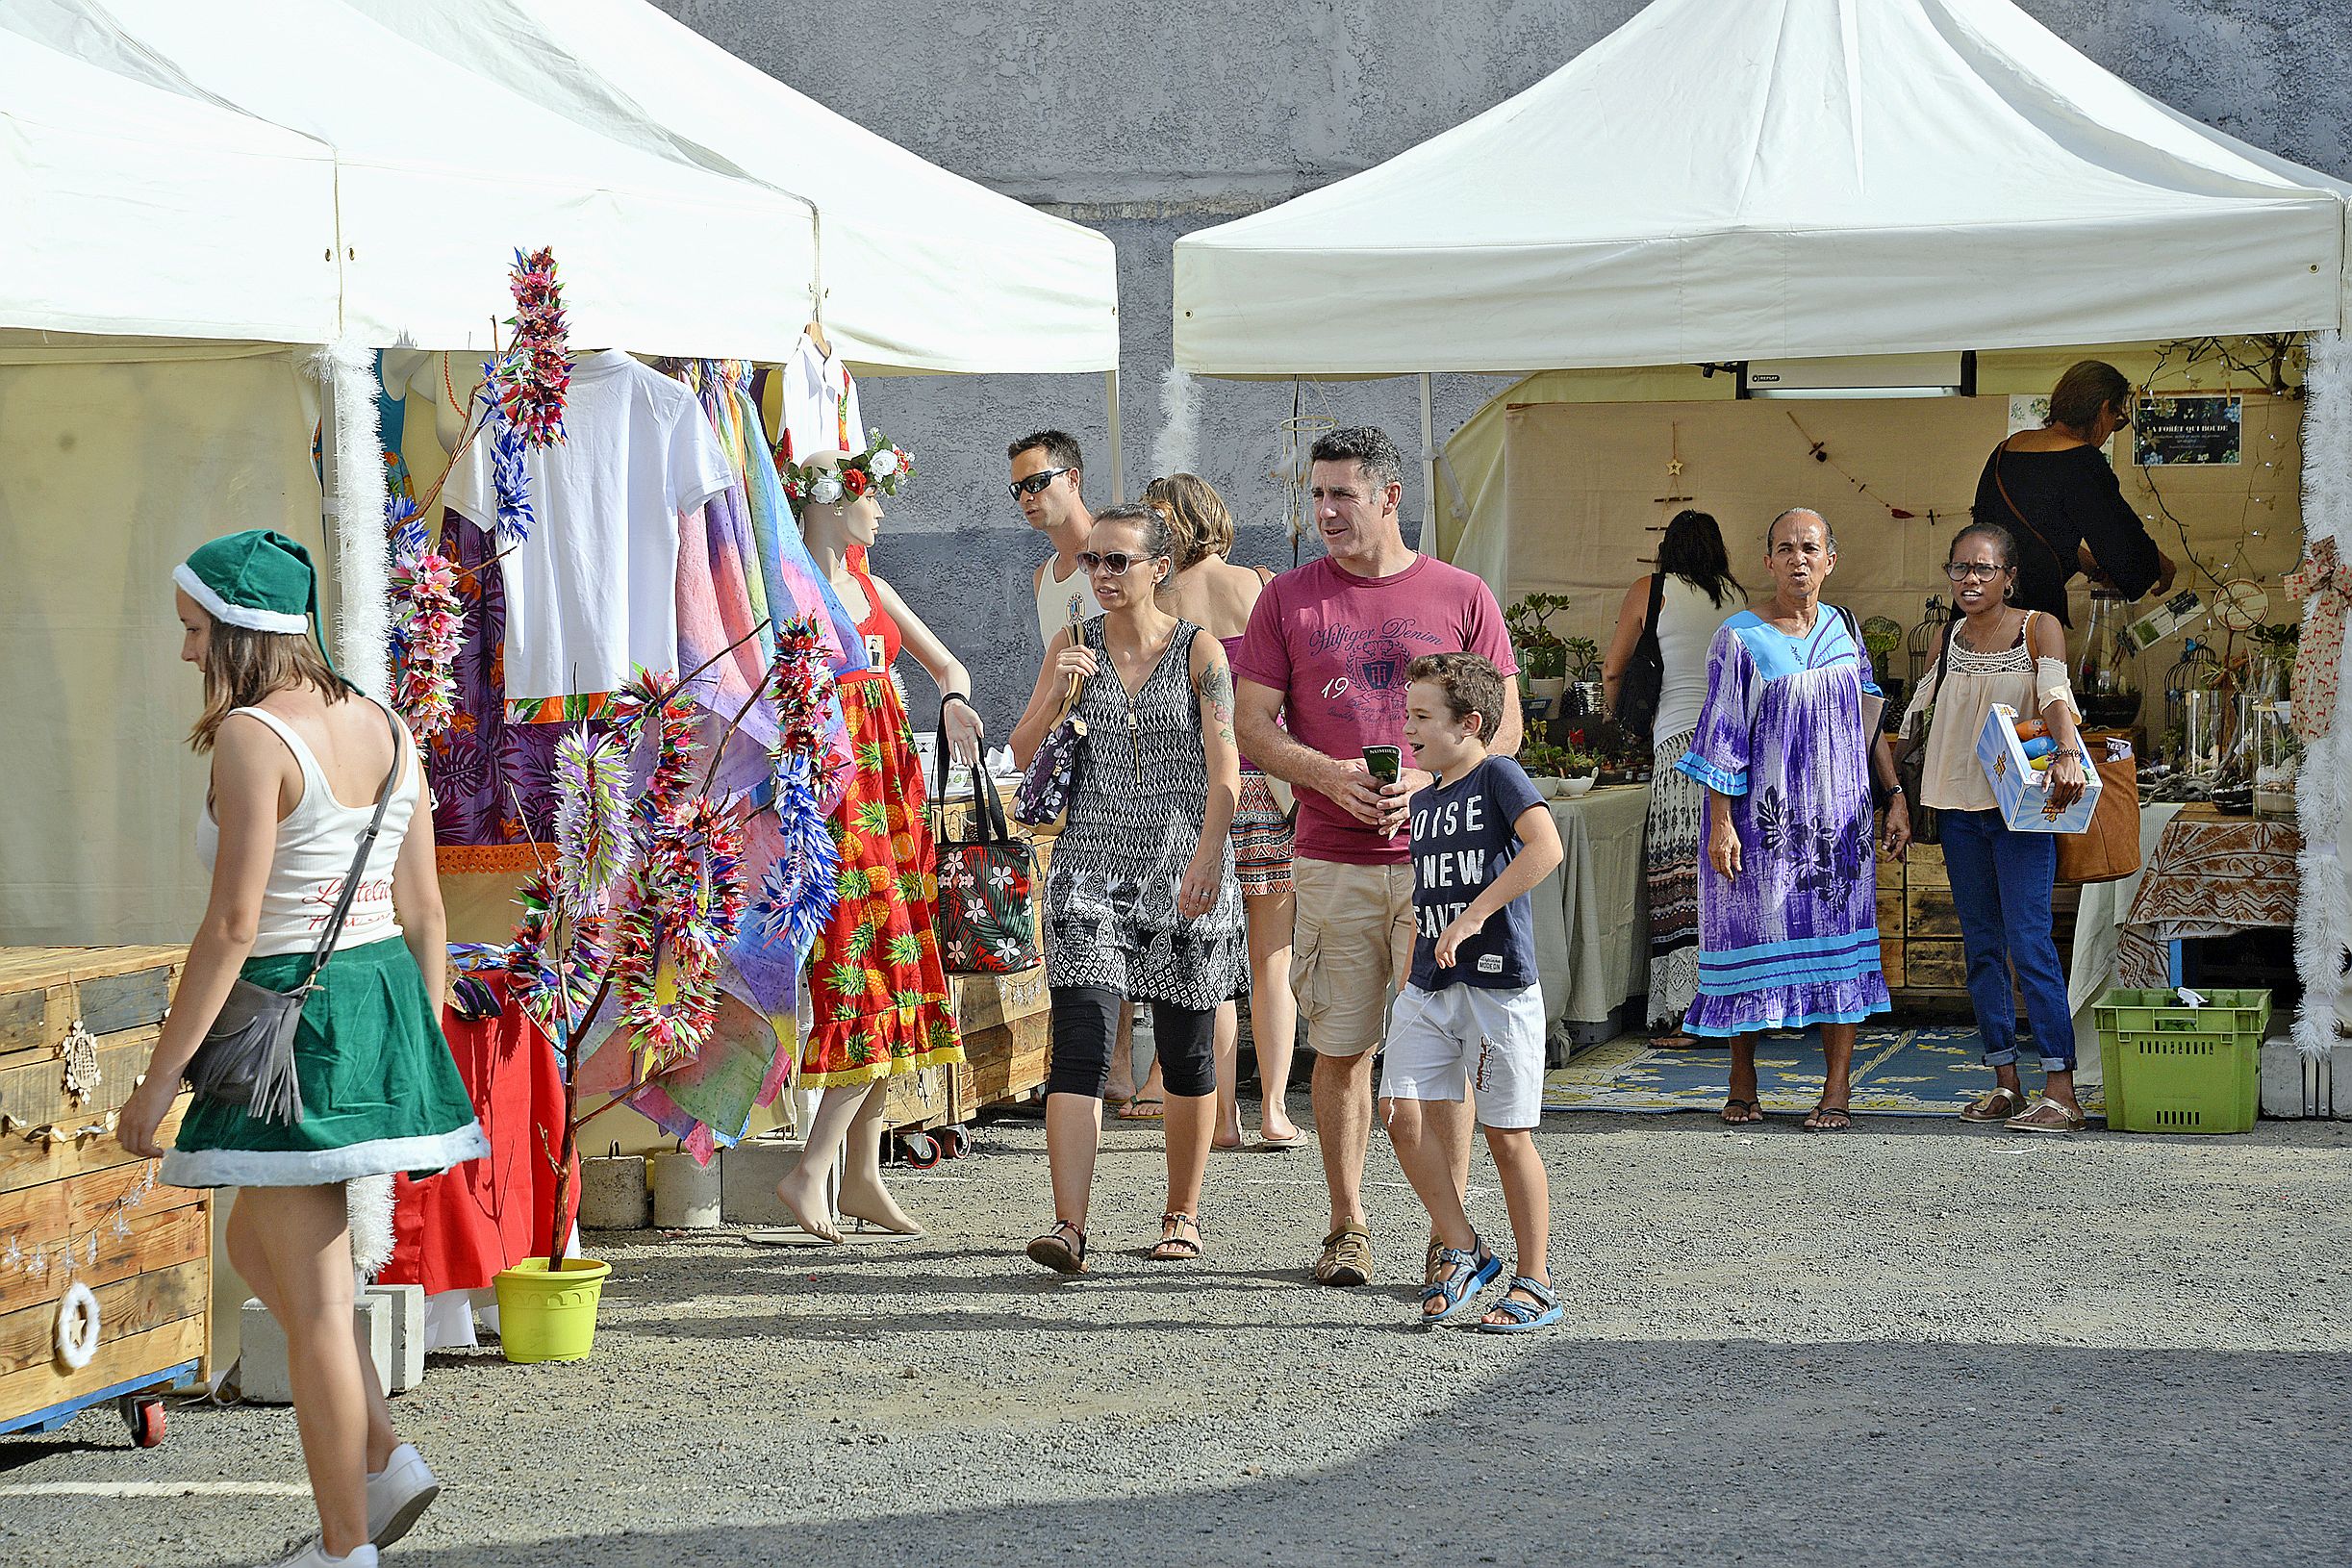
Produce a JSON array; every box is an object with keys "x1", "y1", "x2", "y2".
[{"x1": 2055, "y1": 736, "x2": 2140, "y2": 884}]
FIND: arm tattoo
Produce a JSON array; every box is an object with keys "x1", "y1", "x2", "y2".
[{"x1": 1199, "y1": 660, "x2": 1237, "y2": 749}]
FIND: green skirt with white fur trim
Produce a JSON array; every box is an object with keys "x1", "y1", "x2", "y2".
[{"x1": 164, "y1": 937, "x2": 489, "y2": 1188}]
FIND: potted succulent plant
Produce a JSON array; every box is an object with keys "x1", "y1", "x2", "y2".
[
  {"x1": 1505, "y1": 593, "x2": 1573, "y2": 706},
  {"x1": 1557, "y1": 746, "x2": 1599, "y2": 797}
]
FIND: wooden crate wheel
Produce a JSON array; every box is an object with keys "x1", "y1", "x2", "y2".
[{"x1": 118, "y1": 1394, "x2": 165, "y2": 1448}]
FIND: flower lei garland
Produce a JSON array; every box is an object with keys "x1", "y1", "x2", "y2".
[
  {"x1": 604, "y1": 670, "x2": 741, "y2": 1076},
  {"x1": 385, "y1": 497, "x2": 463, "y2": 739},
  {"x1": 779, "y1": 428, "x2": 914, "y2": 514},
  {"x1": 747, "y1": 615, "x2": 847, "y2": 958},
  {"x1": 475, "y1": 363, "x2": 537, "y2": 546},
  {"x1": 505, "y1": 871, "x2": 608, "y2": 1033},
  {"x1": 493, "y1": 247, "x2": 569, "y2": 449},
  {"x1": 553, "y1": 727, "x2": 632, "y2": 909}
]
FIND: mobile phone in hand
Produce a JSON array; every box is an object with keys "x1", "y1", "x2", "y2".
[{"x1": 1363, "y1": 745, "x2": 1403, "y2": 785}]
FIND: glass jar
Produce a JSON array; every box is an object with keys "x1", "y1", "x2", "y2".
[{"x1": 2075, "y1": 590, "x2": 2143, "y2": 731}]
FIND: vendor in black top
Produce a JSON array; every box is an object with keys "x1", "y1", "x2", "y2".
[{"x1": 1972, "y1": 359, "x2": 2177, "y2": 625}]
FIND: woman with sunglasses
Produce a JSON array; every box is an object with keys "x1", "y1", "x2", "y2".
[
  {"x1": 1009, "y1": 505, "x2": 1247, "y2": 1273},
  {"x1": 1898, "y1": 522, "x2": 2092, "y2": 1133},
  {"x1": 1143, "y1": 472, "x2": 1304, "y2": 1151},
  {"x1": 1974, "y1": 360, "x2": 2175, "y2": 625}
]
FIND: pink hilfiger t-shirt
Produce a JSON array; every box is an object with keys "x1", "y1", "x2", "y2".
[{"x1": 1231, "y1": 553, "x2": 1517, "y2": 866}]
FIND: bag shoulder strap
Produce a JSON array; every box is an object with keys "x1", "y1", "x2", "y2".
[
  {"x1": 299, "y1": 700, "x2": 406, "y2": 982},
  {"x1": 1990, "y1": 441, "x2": 2073, "y2": 579}
]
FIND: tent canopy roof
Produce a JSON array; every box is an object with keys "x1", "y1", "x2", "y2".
[
  {"x1": 342, "y1": 0, "x2": 1119, "y2": 375},
  {"x1": 1173, "y1": 0, "x2": 2351, "y2": 377},
  {"x1": 3, "y1": 0, "x2": 1117, "y2": 372},
  {"x1": 0, "y1": 26, "x2": 340, "y2": 342}
]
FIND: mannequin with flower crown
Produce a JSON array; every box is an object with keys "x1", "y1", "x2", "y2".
[{"x1": 776, "y1": 439, "x2": 981, "y2": 1240}]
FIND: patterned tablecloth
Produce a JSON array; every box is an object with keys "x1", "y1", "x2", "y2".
[{"x1": 2116, "y1": 808, "x2": 2301, "y2": 986}]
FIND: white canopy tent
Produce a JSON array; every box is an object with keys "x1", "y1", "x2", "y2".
[
  {"x1": 1171, "y1": 0, "x2": 2352, "y2": 1063},
  {"x1": 0, "y1": 0, "x2": 1122, "y2": 945},
  {"x1": 0, "y1": 0, "x2": 822, "y2": 359}
]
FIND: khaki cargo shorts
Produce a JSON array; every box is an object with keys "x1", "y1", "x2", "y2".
[{"x1": 1288, "y1": 857, "x2": 1418, "y2": 1059}]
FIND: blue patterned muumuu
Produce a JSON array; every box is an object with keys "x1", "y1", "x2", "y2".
[{"x1": 1674, "y1": 608, "x2": 1891, "y2": 1036}]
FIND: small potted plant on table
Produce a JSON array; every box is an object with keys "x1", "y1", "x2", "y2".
[{"x1": 1505, "y1": 593, "x2": 1572, "y2": 709}]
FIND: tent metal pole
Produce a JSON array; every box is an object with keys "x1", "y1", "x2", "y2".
[
  {"x1": 1106, "y1": 368, "x2": 1125, "y2": 503},
  {"x1": 1418, "y1": 372, "x2": 1437, "y2": 552}
]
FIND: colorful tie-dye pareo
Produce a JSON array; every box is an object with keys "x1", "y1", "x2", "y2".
[{"x1": 1674, "y1": 609, "x2": 1891, "y2": 1037}]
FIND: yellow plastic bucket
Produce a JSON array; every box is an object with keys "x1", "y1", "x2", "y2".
[{"x1": 492, "y1": 1256, "x2": 612, "y2": 1363}]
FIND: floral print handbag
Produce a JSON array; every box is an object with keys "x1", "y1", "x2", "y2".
[
  {"x1": 931, "y1": 743, "x2": 1041, "y2": 974},
  {"x1": 1014, "y1": 609, "x2": 1089, "y2": 830}
]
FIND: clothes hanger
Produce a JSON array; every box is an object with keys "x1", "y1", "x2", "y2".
[{"x1": 804, "y1": 317, "x2": 832, "y2": 359}]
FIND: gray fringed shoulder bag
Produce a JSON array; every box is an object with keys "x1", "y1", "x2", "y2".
[{"x1": 185, "y1": 702, "x2": 404, "y2": 1126}]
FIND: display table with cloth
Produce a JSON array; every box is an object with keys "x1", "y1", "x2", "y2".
[
  {"x1": 381, "y1": 973, "x2": 574, "y2": 1347},
  {"x1": 2116, "y1": 805, "x2": 2301, "y2": 988},
  {"x1": 1530, "y1": 784, "x2": 1653, "y2": 1034}
]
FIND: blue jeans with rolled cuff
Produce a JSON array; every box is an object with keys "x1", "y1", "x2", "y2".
[{"x1": 1938, "y1": 808, "x2": 2076, "y2": 1072}]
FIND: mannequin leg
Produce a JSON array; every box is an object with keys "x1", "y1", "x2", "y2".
[
  {"x1": 839, "y1": 1075, "x2": 923, "y2": 1235},
  {"x1": 774, "y1": 1080, "x2": 873, "y2": 1244}
]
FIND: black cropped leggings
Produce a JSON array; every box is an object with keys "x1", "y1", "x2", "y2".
[{"x1": 1047, "y1": 987, "x2": 1218, "y2": 1100}]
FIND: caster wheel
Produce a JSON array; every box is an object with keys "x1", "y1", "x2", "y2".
[
  {"x1": 933, "y1": 1125, "x2": 970, "y2": 1158},
  {"x1": 120, "y1": 1396, "x2": 165, "y2": 1448},
  {"x1": 898, "y1": 1132, "x2": 940, "y2": 1170}
]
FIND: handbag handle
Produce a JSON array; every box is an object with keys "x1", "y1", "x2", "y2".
[
  {"x1": 931, "y1": 702, "x2": 1013, "y2": 847},
  {"x1": 296, "y1": 700, "x2": 407, "y2": 987}
]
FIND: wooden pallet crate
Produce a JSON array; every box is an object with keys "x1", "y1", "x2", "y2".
[{"x1": 0, "y1": 948, "x2": 209, "y2": 1438}]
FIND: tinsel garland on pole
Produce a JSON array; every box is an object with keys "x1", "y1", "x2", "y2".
[
  {"x1": 316, "y1": 336, "x2": 392, "y2": 696},
  {"x1": 2295, "y1": 329, "x2": 2352, "y2": 1063}
]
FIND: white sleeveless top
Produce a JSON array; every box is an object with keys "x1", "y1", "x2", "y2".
[
  {"x1": 196, "y1": 701, "x2": 422, "y2": 959},
  {"x1": 1653, "y1": 574, "x2": 1732, "y2": 743},
  {"x1": 1033, "y1": 556, "x2": 1103, "y2": 649}
]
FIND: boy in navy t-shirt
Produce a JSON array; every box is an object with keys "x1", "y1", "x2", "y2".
[{"x1": 1381, "y1": 653, "x2": 1566, "y2": 1331}]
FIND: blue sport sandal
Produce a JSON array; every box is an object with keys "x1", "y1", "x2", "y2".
[
  {"x1": 1419, "y1": 1240, "x2": 1504, "y2": 1327},
  {"x1": 1478, "y1": 1276, "x2": 1565, "y2": 1334}
]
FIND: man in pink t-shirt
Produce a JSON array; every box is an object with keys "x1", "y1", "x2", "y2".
[{"x1": 1232, "y1": 426, "x2": 1521, "y2": 1289}]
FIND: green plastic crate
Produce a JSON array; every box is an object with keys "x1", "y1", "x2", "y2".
[{"x1": 2091, "y1": 988, "x2": 2270, "y2": 1134}]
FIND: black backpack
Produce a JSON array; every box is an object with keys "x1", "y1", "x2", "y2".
[{"x1": 1611, "y1": 571, "x2": 1668, "y2": 741}]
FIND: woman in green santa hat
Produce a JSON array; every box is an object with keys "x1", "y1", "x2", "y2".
[{"x1": 117, "y1": 529, "x2": 487, "y2": 1568}]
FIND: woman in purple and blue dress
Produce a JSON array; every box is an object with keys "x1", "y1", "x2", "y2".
[{"x1": 1676, "y1": 509, "x2": 1909, "y2": 1131}]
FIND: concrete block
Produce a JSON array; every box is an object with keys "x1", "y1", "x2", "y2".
[
  {"x1": 650, "y1": 1149, "x2": 722, "y2": 1229},
  {"x1": 364, "y1": 1283, "x2": 425, "y2": 1394},
  {"x1": 2335, "y1": 1045, "x2": 2352, "y2": 1121},
  {"x1": 238, "y1": 1295, "x2": 392, "y2": 1405},
  {"x1": 2262, "y1": 1038, "x2": 2311, "y2": 1119},
  {"x1": 577, "y1": 1153, "x2": 651, "y2": 1230},
  {"x1": 720, "y1": 1135, "x2": 824, "y2": 1227}
]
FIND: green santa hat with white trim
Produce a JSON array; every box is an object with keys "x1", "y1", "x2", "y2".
[{"x1": 173, "y1": 529, "x2": 341, "y2": 674}]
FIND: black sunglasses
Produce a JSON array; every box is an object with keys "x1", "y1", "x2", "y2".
[
  {"x1": 1077, "y1": 549, "x2": 1163, "y2": 577},
  {"x1": 1009, "y1": 468, "x2": 1073, "y2": 499}
]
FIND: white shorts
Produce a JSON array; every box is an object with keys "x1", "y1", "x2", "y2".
[{"x1": 1378, "y1": 982, "x2": 1548, "y2": 1130}]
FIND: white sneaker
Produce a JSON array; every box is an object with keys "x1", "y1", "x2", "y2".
[
  {"x1": 367, "y1": 1443, "x2": 441, "y2": 1548},
  {"x1": 266, "y1": 1542, "x2": 378, "y2": 1567}
]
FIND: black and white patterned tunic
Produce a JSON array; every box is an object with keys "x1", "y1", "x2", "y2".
[{"x1": 1044, "y1": 619, "x2": 1247, "y2": 1007}]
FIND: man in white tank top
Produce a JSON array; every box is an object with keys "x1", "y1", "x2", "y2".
[{"x1": 1010, "y1": 429, "x2": 1105, "y2": 648}]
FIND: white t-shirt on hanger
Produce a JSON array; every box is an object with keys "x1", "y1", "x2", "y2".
[
  {"x1": 445, "y1": 349, "x2": 735, "y2": 711},
  {"x1": 777, "y1": 329, "x2": 864, "y2": 462}
]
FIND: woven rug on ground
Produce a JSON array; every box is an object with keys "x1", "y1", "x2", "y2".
[{"x1": 1542, "y1": 1024, "x2": 2107, "y2": 1119}]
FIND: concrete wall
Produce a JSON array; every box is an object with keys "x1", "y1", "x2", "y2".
[{"x1": 659, "y1": 0, "x2": 2352, "y2": 730}]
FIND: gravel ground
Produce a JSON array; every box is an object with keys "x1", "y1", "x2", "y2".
[{"x1": 7, "y1": 1105, "x2": 2352, "y2": 1567}]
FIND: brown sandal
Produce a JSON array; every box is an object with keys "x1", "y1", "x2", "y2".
[
  {"x1": 1024, "y1": 1221, "x2": 1088, "y2": 1275},
  {"x1": 1961, "y1": 1085, "x2": 2028, "y2": 1124},
  {"x1": 1150, "y1": 1212, "x2": 1202, "y2": 1261}
]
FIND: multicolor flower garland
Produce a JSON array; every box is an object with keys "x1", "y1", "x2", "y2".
[
  {"x1": 604, "y1": 670, "x2": 737, "y2": 1077},
  {"x1": 494, "y1": 247, "x2": 570, "y2": 449},
  {"x1": 386, "y1": 497, "x2": 463, "y2": 740},
  {"x1": 552, "y1": 728, "x2": 632, "y2": 909}
]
